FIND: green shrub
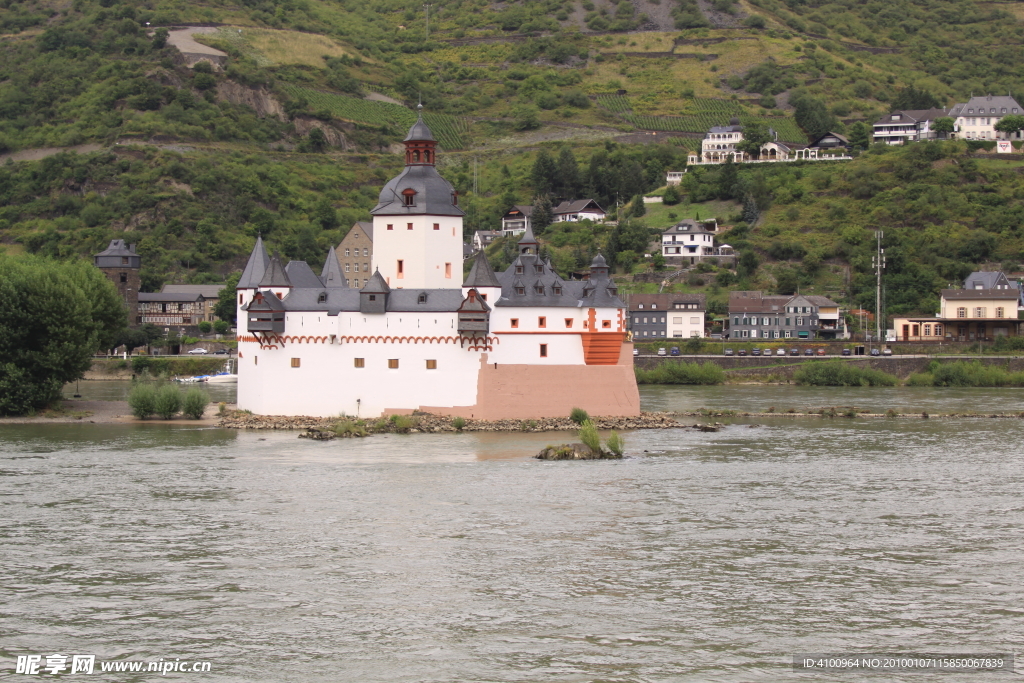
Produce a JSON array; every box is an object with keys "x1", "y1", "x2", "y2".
[
  {"x1": 907, "y1": 360, "x2": 1024, "y2": 387},
  {"x1": 154, "y1": 384, "x2": 182, "y2": 419},
  {"x1": 128, "y1": 383, "x2": 157, "y2": 419},
  {"x1": 390, "y1": 415, "x2": 418, "y2": 432},
  {"x1": 793, "y1": 361, "x2": 897, "y2": 387},
  {"x1": 197, "y1": 321, "x2": 213, "y2": 334},
  {"x1": 570, "y1": 407, "x2": 590, "y2": 425},
  {"x1": 333, "y1": 419, "x2": 368, "y2": 437},
  {"x1": 578, "y1": 419, "x2": 602, "y2": 454},
  {"x1": 452, "y1": 416, "x2": 466, "y2": 431},
  {"x1": 605, "y1": 430, "x2": 624, "y2": 456},
  {"x1": 635, "y1": 361, "x2": 725, "y2": 385},
  {"x1": 182, "y1": 387, "x2": 210, "y2": 419},
  {"x1": 213, "y1": 320, "x2": 230, "y2": 334}
]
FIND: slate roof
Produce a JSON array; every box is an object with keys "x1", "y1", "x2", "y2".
[
  {"x1": 809, "y1": 131, "x2": 850, "y2": 147},
  {"x1": 360, "y1": 270, "x2": 391, "y2": 294},
  {"x1": 873, "y1": 108, "x2": 949, "y2": 125},
  {"x1": 629, "y1": 293, "x2": 706, "y2": 310},
  {"x1": 139, "y1": 292, "x2": 204, "y2": 302},
  {"x1": 494, "y1": 253, "x2": 623, "y2": 309},
  {"x1": 964, "y1": 271, "x2": 1012, "y2": 290},
  {"x1": 949, "y1": 95, "x2": 1023, "y2": 117},
  {"x1": 95, "y1": 239, "x2": 136, "y2": 257},
  {"x1": 353, "y1": 221, "x2": 373, "y2": 241},
  {"x1": 404, "y1": 109, "x2": 435, "y2": 142},
  {"x1": 663, "y1": 219, "x2": 714, "y2": 235},
  {"x1": 503, "y1": 205, "x2": 533, "y2": 218},
  {"x1": 941, "y1": 289, "x2": 1019, "y2": 300},
  {"x1": 552, "y1": 199, "x2": 605, "y2": 215},
  {"x1": 803, "y1": 295, "x2": 840, "y2": 307},
  {"x1": 320, "y1": 246, "x2": 348, "y2": 288},
  {"x1": 284, "y1": 261, "x2": 324, "y2": 289},
  {"x1": 463, "y1": 250, "x2": 502, "y2": 288},
  {"x1": 729, "y1": 291, "x2": 790, "y2": 313},
  {"x1": 259, "y1": 256, "x2": 292, "y2": 288},
  {"x1": 370, "y1": 164, "x2": 464, "y2": 217},
  {"x1": 238, "y1": 236, "x2": 271, "y2": 289},
  {"x1": 161, "y1": 284, "x2": 225, "y2": 298}
]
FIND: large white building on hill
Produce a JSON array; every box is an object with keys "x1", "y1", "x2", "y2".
[{"x1": 235, "y1": 112, "x2": 639, "y2": 419}]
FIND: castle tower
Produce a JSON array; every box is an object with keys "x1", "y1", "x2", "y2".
[
  {"x1": 94, "y1": 239, "x2": 141, "y2": 322},
  {"x1": 369, "y1": 107, "x2": 465, "y2": 289}
]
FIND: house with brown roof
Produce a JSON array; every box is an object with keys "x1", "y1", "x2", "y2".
[
  {"x1": 728, "y1": 291, "x2": 845, "y2": 340},
  {"x1": 552, "y1": 199, "x2": 605, "y2": 223}
]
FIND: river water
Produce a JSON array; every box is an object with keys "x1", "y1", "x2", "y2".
[{"x1": 2, "y1": 385, "x2": 1023, "y2": 681}]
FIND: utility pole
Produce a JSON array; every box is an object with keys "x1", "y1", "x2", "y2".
[
  {"x1": 423, "y1": 3, "x2": 432, "y2": 40},
  {"x1": 872, "y1": 231, "x2": 885, "y2": 345}
]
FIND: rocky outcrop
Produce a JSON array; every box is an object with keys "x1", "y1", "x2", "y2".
[
  {"x1": 218, "y1": 411, "x2": 680, "y2": 432},
  {"x1": 536, "y1": 443, "x2": 622, "y2": 460},
  {"x1": 298, "y1": 428, "x2": 335, "y2": 440},
  {"x1": 293, "y1": 116, "x2": 350, "y2": 149},
  {"x1": 216, "y1": 81, "x2": 286, "y2": 118}
]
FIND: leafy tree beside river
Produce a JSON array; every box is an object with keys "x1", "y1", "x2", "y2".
[{"x1": 0, "y1": 254, "x2": 126, "y2": 415}]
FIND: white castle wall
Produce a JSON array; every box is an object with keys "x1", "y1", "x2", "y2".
[{"x1": 371, "y1": 215, "x2": 464, "y2": 289}]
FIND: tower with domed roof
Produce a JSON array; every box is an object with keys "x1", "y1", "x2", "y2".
[{"x1": 369, "y1": 107, "x2": 464, "y2": 289}]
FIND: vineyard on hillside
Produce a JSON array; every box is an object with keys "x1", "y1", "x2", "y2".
[{"x1": 280, "y1": 85, "x2": 469, "y2": 149}]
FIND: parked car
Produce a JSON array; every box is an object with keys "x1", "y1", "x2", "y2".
[
  {"x1": 870, "y1": 348, "x2": 881, "y2": 356},
  {"x1": 841, "y1": 348, "x2": 852, "y2": 356},
  {"x1": 882, "y1": 348, "x2": 893, "y2": 356},
  {"x1": 804, "y1": 348, "x2": 814, "y2": 356},
  {"x1": 657, "y1": 348, "x2": 667, "y2": 356},
  {"x1": 790, "y1": 348, "x2": 800, "y2": 356},
  {"x1": 776, "y1": 348, "x2": 786, "y2": 356},
  {"x1": 213, "y1": 349, "x2": 230, "y2": 355},
  {"x1": 738, "y1": 349, "x2": 748, "y2": 356},
  {"x1": 633, "y1": 348, "x2": 639, "y2": 357},
  {"x1": 670, "y1": 347, "x2": 680, "y2": 356},
  {"x1": 816, "y1": 348, "x2": 826, "y2": 356},
  {"x1": 187, "y1": 348, "x2": 208, "y2": 355},
  {"x1": 751, "y1": 348, "x2": 761, "y2": 356},
  {"x1": 724, "y1": 348, "x2": 734, "y2": 356}
]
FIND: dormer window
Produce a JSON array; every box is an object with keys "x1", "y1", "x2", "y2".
[
  {"x1": 535, "y1": 265, "x2": 543, "y2": 273},
  {"x1": 553, "y1": 286, "x2": 562, "y2": 295},
  {"x1": 317, "y1": 293, "x2": 327, "y2": 303},
  {"x1": 608, "y1": 287, "x2": 617, "y2": 296},
  {"x1": 638, "y1": 304, "x2": 644, "y2": 309},
  {"x1": 535, "y1": 285, "x2": 544, "y2": 295},
  {"x1": 402, "y1": 189, "x2": 417, "y2": 207},
  {"x1": 452, "y1": 192, "x2": 458, "y2": 206},
  {"x1": 515, "y1": 287, "x2": 525, "y2": 295},
  {"x1": 418, "y1": 293, "x2": 427, "y2": 304},
  {"x1": 968, "y1": 108, "x2": 974, "y2": 114},
  {"x1": 515, "y1": 265, "x2": 523, "y2": 274}
]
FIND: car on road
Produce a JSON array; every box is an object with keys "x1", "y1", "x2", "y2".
[
  {"x1": 790, "y1": 348, "x2": 800, "y2": 356},
  {"x1": 882, "y1": 348, "x2": 893, "y2": 356},
  {"x1": 751, "y1": 348, "x2": 761, "y2": 356},
  {"x1": 738, "y1": 349, "x2": 747, "y2": 356},
  {"x1": 213, "y1": 349, "x2": 230, "y2": 355},
  {"x1": 870, "y1": 348, "x2": 881, "y2": 356},
  {"x1": 816, "y1": 348, "x2": 826, "y2": 356},
  {"x1": 670, "y1": 347, "x2": 680, "y2": 356},
  {"x1": 657, "y1": 347, "x2": 667, "y2": 356},
  {"x1": 804, "y1": 348, "x2": 814, "y2": 356},
  {"x1": 776, "y1": 348, "x2": 786, "y2": 356},
  {"x1": 841, "y1": 348, "x2": 852, "y2": 356},
  {"x1": 633, "y1": 348, "x2": 639, "y2": 357},
  {"x1": 187, "y1": 348, "x2": 208, "y2": 355},
  {"x1": 724, "y1": 348, "x2": 734, "y2": 356}
]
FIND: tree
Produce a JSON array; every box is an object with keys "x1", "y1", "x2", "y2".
[
  {"x1": 994, "y1": 115, "x2": 1024, "y2": 137},
  {"x1": 555, "y1": 147, "x2": 580, "y2": 199},
  {"x1": 511, "y1": 104, "x2": 540, "y2": 131},
  {"x1": 214, "y1": 272, "x2": 242, "y2": 323},
  {"x1": 736, "y1": 250, "x2": 759, "y2": 279},
  {"x1": 307, "y1": 127, "x2": 327, "y2": 153},
  {"x1": 848, "y1": 121, "x2": 871, "y2": 149},
  {"x1": 651, "y1": 252, "x2": 667, "y2": 271},
  {"x1": 717, "y1": 157, "x2": 739, "y2": 201},
  {"x1": 931, "y1": 117, "x2": 955, "y2": 139},
  {"x1": 314, "y1": 197, "x2": 338, "y2": 230},
  {"x1": 0, "y1": 255, "x2": 126, "y2": 415},
  {"x1": 892, "y1": 85, "x2": 940, "y2": 111},
  {"x1": 736, "y1": 121, "x2": 771, "y2": 159},
  {"x1": 631, "y1": 194, "x2": 646, "y2": 217},
  {"x1": 531, "y1": 150, "x2": 557, "y2": 196},
  {"x1": 607, "y1": 219, "x2": 650, "y2": 267},
  {"x1": 663, "y1": 184, "x2": 681, "y2": 205},
  {"x1": 151, "y1": 27, "x2": 169, "y2": 49},
  {"x1": 791, "y1": 91, "x2": 839, "y2": 138},
  {"x1": 532, "y1": 195, "x2": 553, "y2": 234}
]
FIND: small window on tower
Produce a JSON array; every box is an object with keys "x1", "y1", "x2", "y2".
[
  {"x1": 354, "y1": 358, "x2": 365, "y2": 368},
  {"x1": 397, "y1": 260, "x2": 404, "y2": 278},
  {"x1": 418, "y1": 293, "x2": 427, "y2": 304},
  {"x1": 553, "y1": 286, "x2": 562, "y2": 295},
  {"x1": 539, "y1": 344, "x2": 548, "y2": 357},
  {"x1": 388, "y1": 359, "x2": 399, "y2": 369},
  {"x1": 535, "y1": 285, "x2": 544, "y2": 295},
  {"x1": 433, "y1": 223, "x2": 440, "y2": 231},
  {"x1": 387, "y1": 224, "x2": 394, "y2": 231},
  {"x1": 291, "y1": 358, "x2": 301, "y2": 368},
  {"x1": 445, "y1": 263, "x2": 452, "y2": 278},
  {"x1": 602, "y1": 320, "x2": 611, "y2": 328},
  {"x1": 121, "y1": 257, "x2": 129, "y2": 265},
  {"x1": 407, "y1": 222, "x2": 413, "y2": 230},
  {"x1": 318, "y1": 293, "x2": 327, "y2": 303},
  {"x1": 452, "y1": 192, "x2": 458, "y2": 206},
  {"x1": 538, "y1": 317, "x2": 546, "y2": 328},
  {"x1": 535, "y1": 265, "x2": 543, "y2": 273},
  {"x1": 510, "y1": 318, "x2": 519, "y2": 328},
  {"x1": 369, "y1": 295, "x2": 377, "y2": 302},
  {"x1": 515, "y1": 287, "x2": 525, "y2": 296},
  {"x1": 515, "y1": 265, "x2": 523, "y2": 274},
  {"x1": 425, "y1": 359, "x2": 437, "y2": 369},
  {"x1": 565, "y1": 318, "x2": 573, "y2": 328},
  {"x1": 120, "y1": 273, "x2": 127, "y2": 283}
]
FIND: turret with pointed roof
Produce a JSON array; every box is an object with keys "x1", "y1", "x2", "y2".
[
  {"x1": 359, "y1": 269, "x2": 391, "y2": 314},
  {"x1": 517, "y1": 224, "x2": 539, "y2": 255},
  {"x1": 238, "y1": 236, "x2": 271, "y2": 289},
  {"x1": 259, "y1": 255, "x2": 292, "y2": 289},
  {"x1": 463, "y1": 249, "x2": 501, "y2": 289},
  {"x1": 320, "y1": 246, "x2": 348, "y2": 288}
]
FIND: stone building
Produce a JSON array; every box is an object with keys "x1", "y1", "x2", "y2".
[{"x1": 94, "y1": 239, "x2": 141, "y2": 316}]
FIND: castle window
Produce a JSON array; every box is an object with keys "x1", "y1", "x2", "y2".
[
  {"x1": 538, "y1": 316, "x2": 546, "y2": 328},
  {"x1": 565, "y1": 318, "x2": 573, "y2": 328},
  {"x1": 354, "y1": 358, "x2": 365, "y2": 368},
  {"x1": 602, "y1": 320, "x2": 611, "y2": 328},
  {"x1": 120, "y1": 273, "x2": 127, "y2": 282},
  {"x1": 539, "y1": 344, "x2": 548, "y2": 357},
  {"x1": 452, "y1": 192, "x2": 458, "y2": 206},
  {"x1": 515, "y1": 265, "x2": 523, "y2": 274},
  {"x1": 433, "y1": 223, "x2": 439, "y2": 230},
  {"x1": 291, "y1": 358, "x2": 301, "y2": 368},
  {"x1": 535, "y1": 265, "x2": 543, "y2": 273},
  {"x1": 397, "y1": 260, "x2": 404, "y2": 278},
  {"x1": 407, "y1": 222, "x2": 414, "y2": 230},
  {"x1": 318, "y1": 293, "x2": 327, "y2": 303},
  {"x1": 254, "y1": 356, "x2": 258, "y2": 365},
  {"x1": 387, "y1": 224, "x2": 393, "y2": 230},
  {"x1": 426, "y1": 359, "x2": 437, "y2": 369},
  {"x1": 553, "y1": 286, "x2": 562, "y2": 295},
  {"x1": 418, "y1": 293, "x2": 427, "y2": 304},
  {"x1": 515, "y1": 287, "x2": 525, "y2": 295},
  {"x1": 369, "y1": 295, "x2": 377, "y2": 302},
  {"x1": 535, "y1": 285, "x2": 544, "y2": 295},
  {"x1": 510, "y1": 318, "x2": 519, "y2": 328},
  {"x1": 388, "y1": 359, "x2": 399, "y2": 369},
  {"x1": 445, "y1": 263, "x2": 452, "y2": 278},
  {"x1": 345, "y1": 249, "x2": 350, "y2": 256},
  {"x1": 345, "y1": 264, "x2": 350, "y2": 272},
  {"x1": 354, "y1": 264, "x2": 359, "y2": 272},
  {"x1": 121, "y1": 257, "x2": 129, "y2": 265},
  {"x1": 239, "y1": 294, "x2": 243, "y2": 304}
]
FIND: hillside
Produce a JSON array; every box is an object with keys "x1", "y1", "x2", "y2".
[{"x1": 4, "y1": 0, "x2": 1024, "y2": 319}]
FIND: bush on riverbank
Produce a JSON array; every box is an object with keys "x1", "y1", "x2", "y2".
[
  {"x1": 128, "y1": 384, "x2": 158, "y2": 419},
  {"x1": 907, "y1": 360, "x2": 1024, "y2": 387},
  {"x1": 793, "y1": 361, "x2": 897, "y2": 387},
  {"x1": 130, "y1": 357, "x2": 226, "y2": 378},
  {"x1": 129, "y1": 383, "x2": 210, "y2": 419},
  {"x1": 635, "y1": 361, "x2": 725, "y2": 385}
]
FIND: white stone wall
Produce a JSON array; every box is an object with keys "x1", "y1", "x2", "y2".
[{"x1": 371, "y1": 214, "x2": 463, "y2": 289}]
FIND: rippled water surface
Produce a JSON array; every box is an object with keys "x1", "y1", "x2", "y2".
[{"x1": 2, "y1": 387, "x2": 1023, "y2": 682}]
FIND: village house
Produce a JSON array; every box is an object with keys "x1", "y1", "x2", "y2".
[
  {"x1": 138, "y1": 292, "x2": 207, "y2": 327},
  {"x1": 661, "y1": 219, "x2": 734, "y2": 266},
  {"x1": 160, "y1": 284, "x2": 224, "y2": 323},
  {"x1": 728, "y1": 291, "x2": 846, "y2": 340},
  {"x1": 472, "y1": 230, "x2": 501, "y2": 253},
  {"x1": 627, "y1": 293, "x2": 706, "y2": 340},
  {"x1": 551, "y1": 199, "x2": 605, "y2": 223},
  {"x1": 872, "y1": 108, "x2": 950, "y2": 144},
  {"x1": 892, "y1": 271, "x2": 1024, "y2": 341},
  {"x1": 949, "y1": 95, "x2": 1024, "y2": 141},
  {"x1": 687, "y1": 119, "x2": 850, "y2": 166},
  {"x1": 500, "y1": 205, "x2": 533, "y2": 236},
  {"x1": 335, "y1": 221, "x2": 374, "y2": 289}
]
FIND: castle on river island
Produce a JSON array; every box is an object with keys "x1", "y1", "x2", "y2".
[{"x1": 235, "y1": 112, "x2": 639, "y2": 419}]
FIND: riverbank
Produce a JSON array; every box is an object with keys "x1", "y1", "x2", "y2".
[{"x1": 0, "y1": 399, "x2": 225, "y2": 425}]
